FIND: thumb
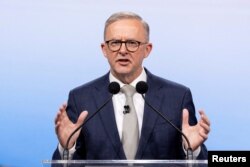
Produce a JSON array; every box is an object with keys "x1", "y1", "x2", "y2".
[
  {"x1": 182, "y1": 108, "x2": 190, "y2": 128},
  {"x1": 76, "y1": 111, "x2": 88, "y2": 126}
]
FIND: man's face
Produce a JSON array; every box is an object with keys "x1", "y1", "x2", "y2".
[{"x1": 101, "y1": 19, "x2": 152, "y2": 81}]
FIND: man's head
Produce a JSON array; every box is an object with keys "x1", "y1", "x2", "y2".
[{"x1": 101, "y1": 12, "x2": 153, "y2": 83}]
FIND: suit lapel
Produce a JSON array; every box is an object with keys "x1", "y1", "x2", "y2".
[
  {"x1": 136, "y1": 71, "x2": 163, "y2": 159},
  {"x1": 93, "y1": 74, "x2": 126, "y2": 159}
]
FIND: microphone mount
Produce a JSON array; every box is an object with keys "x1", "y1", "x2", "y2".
[{"x1": 123, "y1": 105, "x2": 130, "y2": 114}]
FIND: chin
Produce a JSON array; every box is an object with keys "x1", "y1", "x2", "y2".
[{"x1": 113, "y1": 67, "x2": 132, "y2": 76}]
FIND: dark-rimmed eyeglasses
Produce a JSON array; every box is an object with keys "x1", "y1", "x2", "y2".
[{"x1": 105, "y1": 40, "x2": 148, "y2": 52}]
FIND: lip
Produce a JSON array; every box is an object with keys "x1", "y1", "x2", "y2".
[{"x1": 116, "y1": 58, "x2": 130, "y2": 66}]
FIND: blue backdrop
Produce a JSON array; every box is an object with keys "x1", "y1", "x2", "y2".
[{"x1": 1, "y1": 0, "x2": 250, "y2": 166}]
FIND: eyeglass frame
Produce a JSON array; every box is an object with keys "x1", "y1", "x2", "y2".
[{"x1": 105, "y1": 39, "x2": 148, "y2": 52}]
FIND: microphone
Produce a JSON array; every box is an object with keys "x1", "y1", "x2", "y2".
[
  {"x1": 63, "y1": 82, "x2": 120, "y2": 160},
  {"x1": 123, "y1": 105, "x2": 130, "y2": 114},
  {"x1": 136, "y1": 81, "x2": 194, "y2": 160}
]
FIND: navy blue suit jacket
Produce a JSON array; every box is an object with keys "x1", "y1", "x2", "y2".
[{"x1": 53, "y1": 69, "x2": 207, "y2": 160}]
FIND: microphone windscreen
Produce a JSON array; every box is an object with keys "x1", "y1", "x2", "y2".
[
  {"x1": 136, "y1": 81, "x2": 148, "y2": 94},
  {"x1": 108, "y1": 82, "x2": 120, "y2": 94}
]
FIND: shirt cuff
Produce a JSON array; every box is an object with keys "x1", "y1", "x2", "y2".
[
  {"x1": 192, "y1": 146, "x2": 201, "y2": 158},
  {"x1": 58, "y1": 143, "x2": 76, "y2": 160},
  {"x1": 183, "y1": 144, "x2": 201, "y2": 159}
]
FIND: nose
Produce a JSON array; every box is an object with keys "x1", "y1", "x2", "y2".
[{"x1": 119, "y1": 42, "x2": 128, "y2": 53}]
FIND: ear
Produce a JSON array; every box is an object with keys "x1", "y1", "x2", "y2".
[
  {"x1": 144, "y1": 43, "x2": 153, "y2": 58},
  {"x1": 101, "y1": 43, "x2": 108, "y2": 58}
]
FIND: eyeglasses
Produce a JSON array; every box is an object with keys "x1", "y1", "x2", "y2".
[{"x1": 105, "y1": 40, "x2": 148, "y2": 52}]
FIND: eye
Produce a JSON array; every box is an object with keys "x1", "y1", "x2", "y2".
[
  {"x1": 110, "y1": 40, "x2": 121, "y2": 46},
  {"x1": 126, "y1": 40, "x2": 139, "y2": 47}
]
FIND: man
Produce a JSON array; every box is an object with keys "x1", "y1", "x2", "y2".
[{"x1": 53, "y1": 11, "x2": 210, "y2": 160}]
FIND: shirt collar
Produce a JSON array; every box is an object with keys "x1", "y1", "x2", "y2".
[{"x1": 109, "y1": 68, "x2": 147, "y2": 89}]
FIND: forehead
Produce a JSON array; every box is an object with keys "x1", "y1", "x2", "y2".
[{"x1": 105, "y1": 19, "x2": 146, "y2": 40}]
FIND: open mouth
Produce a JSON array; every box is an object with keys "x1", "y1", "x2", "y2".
[{"x1": 117, "y1": 59, "x2": 130, "y2": 65}]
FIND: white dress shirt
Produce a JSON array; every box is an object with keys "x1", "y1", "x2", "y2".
[{"x1": 109, "y1": 68, "x2": 147, "y2": 139}]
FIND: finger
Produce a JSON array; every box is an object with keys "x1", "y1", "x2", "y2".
[
  {"x1": 55, "y1": 103, "x2": 68, "y2": 124},
  {"x1": 60, "y1": 106, "x2": 66, "y2": 112},
  {"x1": 62, "y1": 103, "x2": 67, "y2": 109},
  {"x1": 55, "y1": 121, "x2": 61, "y2": 134},
  {"x1": 199, "y1": 110, "x2": 210, "y2": 126},
  {"x1": 59, "y1": 105, "x2": 68, "y2": 118},
  {"x1": 76, "y1": 111, "x2": 88, "y2": 126},
  {"x1": 59, "y1": 104, "x2": 65, "y2": 111},
  {"x1": 182, "y1": 108, "x2": 190, "y2": 128},
  {"x1": 59, "y1": 102, "x2": 67, "y2": 111},
  {"x1": 200, "y1": 122, "x2": 210, "y2": 134},
  {"x1": 54, "y1": 112, "x2": 61, "y2": 124},
  {"x1": 199, "y1": 130, "x2": 208, "y2": 140},
  {"x1": 57, "y1": 108, "x2": 66, "y2": 123},
  {"x1": 199, "y1": 121, "x2": 210, "y2": 134}
]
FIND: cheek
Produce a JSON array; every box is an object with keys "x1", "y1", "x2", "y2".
[
  {"x1": 106, "y1": 54, "x2": 116, "y2": 63},
  {"x1": 134, "y1": 52, "x2": 146, "y2": 63}
]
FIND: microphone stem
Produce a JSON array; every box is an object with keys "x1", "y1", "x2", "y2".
[
  {"x1": 63, "y1": 95, "x2": 113, "y2": 160},
  {"x1": 141, "y1": 95, "x2": 193, "y2": 160}
]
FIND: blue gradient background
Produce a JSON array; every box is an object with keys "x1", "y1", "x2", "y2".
[{"x1": 0, "y1": 0, "x2": 250, "y2": 166}]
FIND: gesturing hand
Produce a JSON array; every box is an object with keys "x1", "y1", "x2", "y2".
[
  {"x1": 55, "y1": 104, "x2": 88, "y2": 149},
  {"x1": 182, "y1": 109, "x2": 210, "y2": 151}
]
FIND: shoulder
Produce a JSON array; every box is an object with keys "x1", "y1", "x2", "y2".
[
  {"x1": 69, "y1": 72, "x2": 109, "y2": 95},
  {"x1": 146, "y1": 69, "x2": 190, "y2": 93}
]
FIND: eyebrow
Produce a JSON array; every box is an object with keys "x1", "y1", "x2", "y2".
[{"x1": 108, "y1": 38, "x2": 138, "y2": 41}]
